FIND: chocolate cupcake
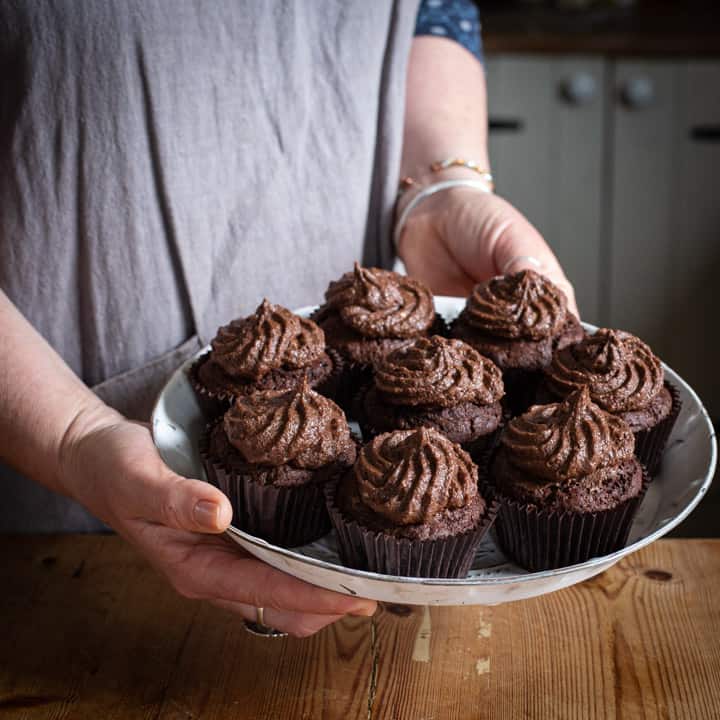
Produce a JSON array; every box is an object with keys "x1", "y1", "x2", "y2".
[
  {"x1": 357, "y1": 335, "x2": 505, "y2": 459},
  {"x1": 451, "y1": 269, "x2": 583, "y2": 414},
  {"x1": 190, "y1": 299, "x2": 340, "y2": 415},
  {"x1": 326, "y1": 427, "x2": 498, "y2": 578},
  {"x1": 489, "y1": 387, "x2": 648, "y2": 571},
  {"x1": 542, "y1": 329, "x2": 681, "y2": 476},
  {"x1": 312, "y1": 263, "x2": 442, "y2": 411},
  {"x1": 201, "y1": 378, "x2": 356, "y2": 547}
]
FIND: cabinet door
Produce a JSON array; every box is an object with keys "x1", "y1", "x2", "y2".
[
  {"x1": 485, "y1": 55, "x2": 606, "y2": 322},
  {"x1": 610, "y1": 61, "x2": 720, "y2": 415}
]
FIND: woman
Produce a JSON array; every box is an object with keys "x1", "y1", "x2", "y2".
[{"x1": 0, "y1": 1, "x2": 575, "y2": 636}]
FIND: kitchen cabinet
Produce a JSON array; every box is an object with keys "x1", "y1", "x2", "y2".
[
  {"x1": 485, "y1": 56, "x2": 606, "y2": 324},
  {"x1": 485, "y1": 55, "x2": 720, "y2": 416}
]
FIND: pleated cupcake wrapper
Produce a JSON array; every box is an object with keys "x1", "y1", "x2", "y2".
[
  {"x1": 325, "y1": 481, "x2": 499, "y2": 578},
  {"x1": 491, "y1": 468, "x2": 651, "y2": 572},
  {"x1": 189, "y1": 349, "x2": 346, "y2": 421},
  {"x1": 315, "y1": 348, "x2": 346, "y2": 405},
  {"x1": 199, "y1": 427, "x2": 333, "y2": 548},
  {"x1": 188, "y1": 353, "x2": 234, "y2": 420},
  {"x1": 634, "y1": 381, "x2": 682, "y2": 477}
]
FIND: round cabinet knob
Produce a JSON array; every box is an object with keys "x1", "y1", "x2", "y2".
[
  {"x1": 621, "y1": 77, "x2": 655, "y2": 109},
  {"x1": 561, "y1": 73, "x2": 597, "y2": 106}
]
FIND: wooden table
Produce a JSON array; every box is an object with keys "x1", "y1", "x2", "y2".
[{"x1": 1, "y1": 537, "x2": 719, "y2": 720}]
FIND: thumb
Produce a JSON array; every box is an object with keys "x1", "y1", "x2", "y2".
[{"x1": 138, "y1": 466, "x2": 234, "y2": 533}]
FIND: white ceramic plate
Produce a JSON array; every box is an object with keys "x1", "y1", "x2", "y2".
[{"x1": 151, "y1": 297, "x2": 716, "y2": 605}]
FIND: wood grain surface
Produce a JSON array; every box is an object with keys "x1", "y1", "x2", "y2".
[{"x1": 0, "y1": 536, "x2": 719, "y2": 720}]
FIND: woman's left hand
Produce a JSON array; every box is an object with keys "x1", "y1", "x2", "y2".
[{"x1": 396, "y1": 187, "x2": 579, "y2": 317}]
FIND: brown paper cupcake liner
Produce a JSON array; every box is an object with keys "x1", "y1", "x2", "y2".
[
  {"x1": 188, "y1": 352, "x2": 234, "y2": 420},
  {"x1": 324, "y1": 481, "x2": 499, "y2": 578},
  {"x1": 314, "y1": 348, "x2": 346, "y2": 405},
  {"x1": 490, "y1": 467, "x2": 650, "y2": 572},
  {"x1": 634, "y1": 381, "x2": 682, "y2": 477},
  {"x1": 200, "y1": 426, "x2": 337, "y2": 548}
]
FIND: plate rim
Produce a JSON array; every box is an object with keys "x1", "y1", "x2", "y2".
[{"x1": 151, "y1": 298, "x2": 717, "y2": 589}]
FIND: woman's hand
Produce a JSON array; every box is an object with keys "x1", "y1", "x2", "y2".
[
  {"x1": 57, "y1": 410, "x2": 377, "y2": 637},
  {"x1": 397, "y1": 187, "x2": 579, "y2": 317}
]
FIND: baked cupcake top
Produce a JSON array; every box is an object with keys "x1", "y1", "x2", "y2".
[
  {"x1": 324, "y1": 262, "x2": 435, "y2": 339},
  {"x1": 461, "y1": 269, "x2": 568, "y2": 340},
  {"x1": 501, "y1": 386, "x2": 635, "y2": 483},
  {"x1": 354, "y1": 427, "x2": 481, "y2": 525},
  {"x1": 545, "y1": 329, "x2": 664, "y2": 413},
  {"x1": 374, "y1": 336, "x2": 504, "y2": 408},
  {"x1": 211, "y1": 299, "x2": 325, "y2": 380},
  {"x1": 223, "y1": 378, "x2": 354, "y2": 469}
]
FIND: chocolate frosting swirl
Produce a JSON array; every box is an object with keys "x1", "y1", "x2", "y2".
[
  {"x1": 223, "y1": 378, "x2": 354, "y2": 468},
  {"x1": 324, "y1": 263, "x2": 435, "y2": 338},
  {"x1": 546, "y1": 329, "x2": 664, "y2": 413},
  {"x1": 211, "y1": 300, "x2": 325, "y2": 379},
  {"x1": 501, "y1": 386, "x2": 635, "y2": 482},
  {"x1": 463, "y1": 269, "x2": 567, "y2": 340},
  {"x1": 375, "y1": 336, "x2": 504, "y2": 407},
  {"x1": 354, "y1": 427, "x2": 479, "y2": 525}
]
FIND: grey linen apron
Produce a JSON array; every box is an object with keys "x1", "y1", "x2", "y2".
[{"x1": 0, "y1": 0, "x2": 419, "y2": 532}]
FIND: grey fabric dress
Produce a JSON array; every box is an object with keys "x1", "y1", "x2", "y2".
[{"x1": 0, "y1": 0, "x2": 419, "y2": 532}]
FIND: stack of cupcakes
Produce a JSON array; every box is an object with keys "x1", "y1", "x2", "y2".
[
  {"x1": 356, "y1": 335, "x2": 505, "y2": 459},
  {"x1": 487, "y1": 386, "x2": 649, "y2": 571},
  {"x1": 312, "y1": 263, "x2": 443, "y2": 410},
  {"x1": 325, "y1": 426, "x2": 497, "y2": 578},
  {"x1": 451, "y1": 269, "x2": 584, "y2": 414},
  {"x1": 540, "y1": 328, "x2": 681, "y2": 476},
  {"x1": 201, "y1": 378, "x2": 356, "y2": 547},
  {"x1": 191, "y1": 299, "x2": 340, "y2": 416},
  {"x1": 188, "y1": 261, "x2": 681, "y2": 578}
]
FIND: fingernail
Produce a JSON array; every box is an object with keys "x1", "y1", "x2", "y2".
[
  {"x1": 194, "y1": 500, "x2": 220, "y2": 530},
  {"x1": 348, "y1": 602, "x2": 377, "y2": 617}
]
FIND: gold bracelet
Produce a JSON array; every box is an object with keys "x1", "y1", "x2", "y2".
[
  {"x1": 399, "y1": 158, "x2": 494, "y2": 196},
  {"x1": 431, "y1": 157, "x2": 494, "y2": 188}
]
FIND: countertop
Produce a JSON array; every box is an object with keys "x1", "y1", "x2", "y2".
[{"x1": 1, "y1": 535, "x2": 720, "y2": 719}]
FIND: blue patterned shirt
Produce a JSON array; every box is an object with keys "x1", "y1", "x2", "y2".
[{"x1": 415, "y1": 0, "x2": 483, "y2": 61}]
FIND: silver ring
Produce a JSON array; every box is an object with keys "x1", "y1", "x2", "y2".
[
  {"x1": 243, "y1": 607, "x2": 288, "y2": 638},
  {"x1": 500, "y1": 255, "x2": 543, "y2": 274}
]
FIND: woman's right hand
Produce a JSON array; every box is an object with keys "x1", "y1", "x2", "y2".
[{"x1": 57, "y1": 407, "x2": 377, "y2": 636}]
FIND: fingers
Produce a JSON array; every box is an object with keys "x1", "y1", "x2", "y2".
[
  {"x1": 138, "y1": 469, "x2": 234, "y2": 534},
  {"x1": 211, "y1": 598, "x2": 346, "y2": 638},
  {"x1": 491, "y1": 209, "x2": 580, "y2": 318},
  {"x1": 186, "y1": 536, "x2": 377, "y2": 616},
  {"x1": 135, "y1": 529, "x2": 377, "y2": 618},
  {"x1": 101, "y1": 424, "x2": 234, "y2": 533}
]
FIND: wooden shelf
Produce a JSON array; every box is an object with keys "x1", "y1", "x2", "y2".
[{"x1": 480, "y1": 3, "x2": 720, "y2": 56}]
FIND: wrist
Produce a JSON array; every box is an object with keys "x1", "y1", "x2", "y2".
[
  {"x1": 394, "y1": 178, "x2": 494, "y2": 254},
  {"x1": 56, "y1": 397, "x2": 125, "y2": 500}
]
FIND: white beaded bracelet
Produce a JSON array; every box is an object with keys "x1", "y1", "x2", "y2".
[{"x1": 393, "y1": 178, "x2": 493, "y2": 252}]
